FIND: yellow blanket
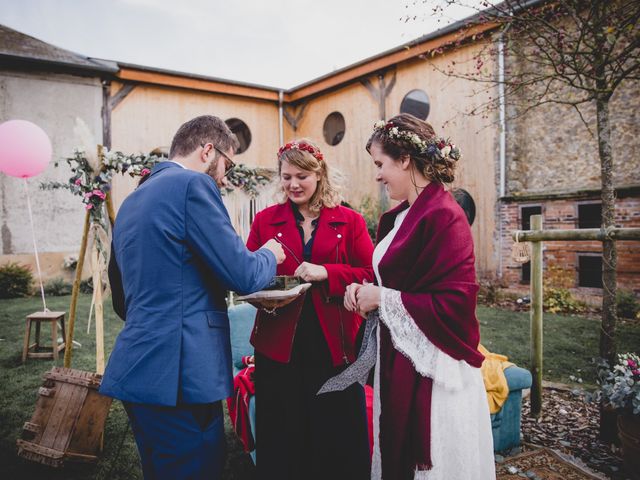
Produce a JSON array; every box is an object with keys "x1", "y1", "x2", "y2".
[{"x1": 479, "y1": 344, "x2": 513, "y2": 414}]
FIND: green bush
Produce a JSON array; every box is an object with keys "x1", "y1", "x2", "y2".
[
  {"x1": 79, "y1": 277, "x2": 93, "y2": 294},
  {"x1": 357, "y1": 196, "x2": 382, "y2": 244},
  {"x1": 478, "y1": 280, "x2": 503, "y2": 305},
  {"x1": 544, "y1": 287, "x2": 585, "y2": 314},
  {"x1": 617, "y1": 290, "x2": 640, "y2": 319},
  {"x1": 43, "y1": 277, "x2": 72, "y2": 296},
  {"x1": 0, "y1": 262, "x2": 33, "y2": 299}
]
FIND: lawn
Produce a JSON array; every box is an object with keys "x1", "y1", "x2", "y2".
[
  {"x1": 0, "y1": 294, "x2": 638, "y2": 479},
  {"x1": 0, "y1": 294, "x2": 253, "y2": 480}
]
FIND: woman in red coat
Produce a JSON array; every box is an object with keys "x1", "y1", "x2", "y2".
[{"x1": 246, "y1": 139, "x2": 374, "y2": 479}]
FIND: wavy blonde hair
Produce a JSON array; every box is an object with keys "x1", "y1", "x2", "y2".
[{"x1": 277, "y1": 138, "x2": 342, "y2": 214}]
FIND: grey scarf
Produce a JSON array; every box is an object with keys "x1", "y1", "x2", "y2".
[{"x1": 317, "y1": 310, "x2": 379, "y2": 394}]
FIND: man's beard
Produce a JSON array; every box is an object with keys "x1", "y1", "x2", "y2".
[{"x1": 205, "y1": 157, "x2": 221, "y2": 183}]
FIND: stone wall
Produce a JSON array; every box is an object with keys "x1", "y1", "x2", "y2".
[{"x1": 504, "y1": 72, "x2": 639, "y2": 195}]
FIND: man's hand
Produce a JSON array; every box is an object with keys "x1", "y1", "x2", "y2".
[
  {"x1": 262, "y1": 239, "x2": 286, "y2": 264},
  {"x1": 294, "y1": 262, "x2": 328, "y2": 282},
  {"x1": 355, "y1": 281, "x2": 381, "y2": 315}
]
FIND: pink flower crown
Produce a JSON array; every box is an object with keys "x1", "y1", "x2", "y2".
[{"x1": 278, "y1": 141, "x2": 324, "y2": 162}]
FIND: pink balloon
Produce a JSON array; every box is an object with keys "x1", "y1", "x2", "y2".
[{"x1": 0, "y1": 120, "x2": 52, "y2": 178}]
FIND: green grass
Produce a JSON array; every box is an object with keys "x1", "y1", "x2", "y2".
[
  {"x1": 0, "y1": 294, "x2": 253, "y2": 480},
  {"x1": 478, "y1": 305, "x2": 640, "y2": 387},
  {"x1": 0, "y1": 295, "x2": 638, "y2": 479}
]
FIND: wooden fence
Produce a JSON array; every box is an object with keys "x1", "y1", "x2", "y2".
[{"x1": 512, "y1": 214, "x2": 640, "y2": 416}]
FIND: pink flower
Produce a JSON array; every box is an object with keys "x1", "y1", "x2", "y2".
[
  {"x1": 141, "y1": 168, "x2": 151, "y2": 176},
  {"x1": 92, "y1": 189, "x2": 106, "y2": 200},
  {"x1": 632, "y1": 369, "x2": 640, "y2": 376},
  {"x1": 628, "y1": 359, "x2": 637, "y2": 368},
  {"x1": 84, "y1": 192, "x2": 93, "y2": 199},
  {"x1": 85, "y1": 203, "x2": 93, "y2": 210},
  {"x1": 74, "y1": 178, "x2": 82, "y2": 186}
]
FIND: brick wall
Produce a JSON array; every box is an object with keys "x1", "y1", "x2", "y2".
[{"x1": 499, "y1": 195, "x2": 640, "y2": 297}]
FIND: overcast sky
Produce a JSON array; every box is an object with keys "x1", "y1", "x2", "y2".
[{"x1": 0, "y1": 0, "x2": 479, "y2": 88}]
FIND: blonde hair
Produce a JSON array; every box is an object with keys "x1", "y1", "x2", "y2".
[{"x1": 277, "y1": 138, "x2": 342, "y2": 214}]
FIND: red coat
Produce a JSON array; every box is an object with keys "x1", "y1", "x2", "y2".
[{"x1": 246, "y1": 202, "x2": 374, "y2": 366}]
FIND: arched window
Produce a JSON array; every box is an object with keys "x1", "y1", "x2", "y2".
[
  {"x1": 225, "y1": 118, "x2": 252, "y2": 154},
  {"x1": 400, "y1": 89, "x2": 430, "y2": 120},
  {"x1": 322, "y1": 112, "x2": 345, "y2": 146}
]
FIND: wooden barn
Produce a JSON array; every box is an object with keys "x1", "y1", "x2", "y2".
[{"x1": 1, "y1": 15, "x2": 638, "y2": 297}]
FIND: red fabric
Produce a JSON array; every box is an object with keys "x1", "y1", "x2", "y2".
[
  {"x1": 226, "y1": 365, "x2": 256, "y2": 452},
  {"x1": 246, "y1": 202, "x2": 374, "y2": 365},
  {"x1": 376, "y1": 182, "x2": 484, "y2": 478},
  {"x1": 365, "y1": 385, "x2": 373, "y2": 456}
]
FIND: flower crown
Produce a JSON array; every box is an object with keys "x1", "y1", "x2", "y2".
[
  {"x1": 278, "y1": 141, "x2": 324, "y2": 162},
  {"x1": 373, "y1": 120, "x2": 461, "y2": 161}
]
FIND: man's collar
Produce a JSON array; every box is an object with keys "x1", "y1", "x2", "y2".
[{"x1": 169, "y1": 160, "x2": 186, "y2": 169}]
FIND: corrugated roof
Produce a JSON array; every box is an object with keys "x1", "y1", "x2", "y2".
[{"x1": 0, "y1": 24, "x2": 117, "y2": 74}]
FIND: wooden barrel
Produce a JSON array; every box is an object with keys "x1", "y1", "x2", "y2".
[{"x1": 16, "y1": 367, "x2": 112, "y2": 467}]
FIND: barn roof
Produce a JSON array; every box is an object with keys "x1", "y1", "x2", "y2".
[{"x1": 0, "y1": 24, "x2": 117, "y2": 75}]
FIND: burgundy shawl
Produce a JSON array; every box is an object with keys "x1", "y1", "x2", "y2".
[{"x1": 376, "y1": 181, "x2": 484, "y2": 479}]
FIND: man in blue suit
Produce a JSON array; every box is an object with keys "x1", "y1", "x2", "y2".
[{"x1": 101, "y1": 115, "x2": 285, "y2": 479}]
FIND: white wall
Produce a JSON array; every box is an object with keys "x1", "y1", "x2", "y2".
[{"x1": 0, "y1": 70, "x2": 103, "y2": 263}]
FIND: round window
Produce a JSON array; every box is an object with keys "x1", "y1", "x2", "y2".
[
  {"x1": 400, "y1": 89, "x2": 430, "y2": 120},
  {"x1": 225, "y1": 118, "x2": 252, "y2": 154},
  {"x1": 322, "y1": 112, "x2": 345, "y2": 146},
  {"x1": 452, "y1": 188, "x2": 476, "y2": 226}
]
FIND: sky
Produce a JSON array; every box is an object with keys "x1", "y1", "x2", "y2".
[{"x1": 0, "y1": 0, "x2": 479, "y2": 89}]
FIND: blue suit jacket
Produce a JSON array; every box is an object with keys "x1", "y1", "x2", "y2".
[{"x1": 100, "y1": 162, "x2": 276, "y2": 406}]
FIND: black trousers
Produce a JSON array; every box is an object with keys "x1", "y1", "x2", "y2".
[{"x1": 254, "y1": 300, "x2": 371, "y2": 480}]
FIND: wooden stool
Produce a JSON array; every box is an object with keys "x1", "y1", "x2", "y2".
[{"x1": 22, "y1": 311, "x2": 66, "y2": 363}]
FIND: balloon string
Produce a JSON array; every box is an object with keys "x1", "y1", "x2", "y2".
[{"x1": 23, "y1": 179, "x2": 48, "y2": 312}]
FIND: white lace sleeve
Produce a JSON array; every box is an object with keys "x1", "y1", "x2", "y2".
[{"x1": 379, "y1": 287, "x2": 472, "y2": 391}]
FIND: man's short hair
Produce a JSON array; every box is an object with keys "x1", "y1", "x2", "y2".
[{"x1": 169, "y1": 115, "x2": 240, "y2": 159}]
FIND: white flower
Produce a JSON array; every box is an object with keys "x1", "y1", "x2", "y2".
[
  {"x1": 390, "y1": 127, "x2": 399, "y2": 136},
  {"x1": 441, "y1": 145, "x2": 451, "y2": 156},
  {"x1": 374, "y1": 120, "x2": 386, "y2": 129}
]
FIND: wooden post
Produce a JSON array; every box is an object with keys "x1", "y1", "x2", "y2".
[
  {"x1": 105, "y1": 193, "x2": 116, "y2": 226},
  {"x1": 530, "y1": 214, "x2": 543, "y2": 417},
  {"x1": 64, "y1": 210, "x2": 91, "y2": 368},
  {"x1": 91, "y1": 245, "x2": 105, "y2": 374}
]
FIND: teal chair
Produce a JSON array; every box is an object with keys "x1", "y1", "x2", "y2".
[
  {"x1": 490, "y1": 365, "x2": 532, "y2": 452},
  {"x1": 228, "y1": 303, "x2": 258, "y2": 463}
]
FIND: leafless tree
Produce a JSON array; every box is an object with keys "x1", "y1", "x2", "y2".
[{"x1": 414, "y1": 0, "x2": 639, "y2": 364}]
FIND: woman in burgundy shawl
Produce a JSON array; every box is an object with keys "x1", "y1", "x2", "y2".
[{"x1": 345, "y1": 114, "x2": 495, "y2": 479}]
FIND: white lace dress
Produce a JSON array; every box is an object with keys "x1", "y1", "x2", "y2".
[{"x1": 371, "y1": 208, "x2": 496, "y2": 480}]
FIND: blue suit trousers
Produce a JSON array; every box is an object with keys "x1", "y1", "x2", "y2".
[{"x1": 123, "y1": 402, "x2": 226, "y2": 480}]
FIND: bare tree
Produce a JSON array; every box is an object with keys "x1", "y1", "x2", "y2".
[{"x1": 416, "y1": 0, "x2": 639, "y2": 364}]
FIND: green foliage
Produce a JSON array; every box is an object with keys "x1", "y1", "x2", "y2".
[
  {"x1": 79, "y1": 278, "x2": 94, "y2": 294},
  {"x1": 597, "y1": 353, "x2": 640, "y2": 415},
  {"x1": 478, "y1": 280, "x2": 503, "y2": 305},
  {"x1": 43, "y1": 277, "x2": 73, "y2": 296},
  {"x1": 616, "y1": 290, "x2": 640, "y2": 319},
  {"x1": 223, "y1": 164, "x2": 272, "y2": 198},
  {"x1": 543, "y1": 265, "x2": 585, "y2": 314},
  {"x1": 544, "y1": 287, "x2": 585, "y2": 314},
  {"x1": 357, "y1": 196, "x2": 382, "y2": 243},
  {"x1": 0, "y1": 262, "x2": 33, "y2": 299}
]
